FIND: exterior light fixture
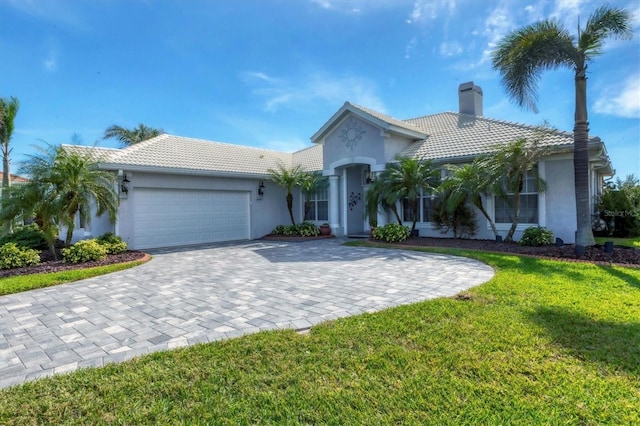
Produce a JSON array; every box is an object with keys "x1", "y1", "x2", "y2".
[
  {"x1": 258, "y1": 181, "x2": 265, "y2": 197},
  {"x1": 121, "y1": 174, "x2": 130, "y2": 195}
]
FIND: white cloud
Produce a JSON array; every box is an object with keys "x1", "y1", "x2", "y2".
[
  {"x1": 241, "y1": 71, "x2": 387, "y2": 113},
  {"x1": 479, "y1": 2, "x2": 516, "y2": 64},
  {"x1": 593, "y1": 77, "x2": 640, "y2": 119},
  {"x1": 407, "y1": 0, "x2": 456, "y2": 24},
  {"x1": 439, "y1": 41, "x2": 463, "y2": 57}
]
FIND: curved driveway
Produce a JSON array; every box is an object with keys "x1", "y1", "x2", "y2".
[{"x1": 0, "y1": 238, "x2": 494, "y2": 388}]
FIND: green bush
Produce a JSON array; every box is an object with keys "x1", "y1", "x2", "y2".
[
  {"x1": 0, "y1": 243, "x2": 41, "y2": 270},
  {"x1": 520, "y1": 227, "x2": 554, "y2": 247},
  {"x1": 372, "y1": 223, "x2": 410, "y2": 243},
  {"x1": 270, "y1": 222, "x2": 320, "y2": 237},
  {"x1": 431, "y1": 197, "x2": 477, "y2": 239},
  {"x1": 96, "y1": 232, "x2": 127, "y2": 254},
  {"x1": 62, "y1": 239, "x2": 107, "y2": 264},
  {"x1": 0, "y1": 224, "x2": 48, "y2": 250},
  {"x1": 297, "y1": 221, "x2": 320, "y2": 237}
]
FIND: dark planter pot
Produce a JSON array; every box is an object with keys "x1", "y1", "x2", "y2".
[{"x1": 319, "y1": 225, "x2": 331, "y2": 236}]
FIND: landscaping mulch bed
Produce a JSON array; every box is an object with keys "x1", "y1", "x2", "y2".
[
  {"x1": 396, "y1": 236, "x2": 640, "y2": 266},
  {"x1": 0, "y1": 250, "x2": 148, "y2": 279}
]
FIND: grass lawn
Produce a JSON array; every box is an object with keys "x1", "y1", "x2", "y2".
[
  {"x1": 0, "y1": 260, "x2": 148, "y2": 296},
  {"x1": 0, "y1": 244, "x2": 638, "y2": 424},
  {"x1": 595, "y1": 235, "x2": 640, "y2": 248}
]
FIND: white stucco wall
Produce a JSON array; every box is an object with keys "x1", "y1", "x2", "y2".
[
  {"x1": 544, "y1": 158, "x2": 577, "y2": 243},
  {"x1": 114, "y1": 171, "x2": 293, "y2": 248}
]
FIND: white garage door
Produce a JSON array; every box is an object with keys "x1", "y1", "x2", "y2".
[{"x1": 133, "y1": 188, "x2": 250, "y2": 249}]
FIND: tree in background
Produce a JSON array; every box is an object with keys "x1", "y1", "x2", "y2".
[
  {"x1": 103, "y1": 124, "x2": 163, "y2": 147},
  {"x1": 0, "y1": 96, "x2": 20, "y2": 234},
  {"x1": 268, "y1": 163, "x2": 308, "y2": 225},
  {"x1": 597, "y1": 175, "x2": 640, "y2": 237},
  {"x1": 492, "y1": 5, "x2": 632, "y2": 250}
]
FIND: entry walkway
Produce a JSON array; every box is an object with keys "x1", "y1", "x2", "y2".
[{"x1": 0, "y1": 238, "x2": 494, "y2": 388}]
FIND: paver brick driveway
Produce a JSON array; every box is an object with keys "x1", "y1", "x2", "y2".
[{"x1": 0, "y1": 238, "x2": 494, "y2": 388}]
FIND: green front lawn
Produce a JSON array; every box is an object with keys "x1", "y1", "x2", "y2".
[
  {"x1": 0, "y1": 260, "x2": 148, "y2": 296},
  {"x1": 595, "y1": 235, "x2": 640, "y2": 248},
  {"x1": 1, "y1": 245, "x2": 638, "y2": 424}
]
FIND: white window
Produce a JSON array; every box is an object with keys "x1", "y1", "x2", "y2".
[
  {"x1": 304, "y1": 186, "x2": 328, "y2": 221},
  {"x1": 494, "y1": 169, "x2": 539, "y2": 224},
  {"x1": 402, "y1": 189, "x2": 438, "y2": 223}
]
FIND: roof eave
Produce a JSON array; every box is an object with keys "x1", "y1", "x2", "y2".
[{"x1": 98, "y1": 163, "x2": 271, "y2": 179}]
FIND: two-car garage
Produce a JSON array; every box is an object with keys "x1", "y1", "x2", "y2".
[{"x1": 131, "y1": 188, "x2": 250, "y2": 250}]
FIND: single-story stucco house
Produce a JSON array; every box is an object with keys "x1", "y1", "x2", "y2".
[{"x1": 70, "y1": 82, "x2": 613, "y2": 250}]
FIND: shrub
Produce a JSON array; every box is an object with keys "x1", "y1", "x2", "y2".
[
  {"x1": 597, "y1": 175, "x2": 640, "y2": 237},
  {"x1": 0, "y1": 224, "x2": 48, "y2": 250},
  {"x1": 0, "y1": 243, "x2": 41, "y2": 270},
  {"x1": 271, "y1": 225, "x2": 287, "y2": 235},
  {"x1": 96, "y1": 232, "x2": 127, "y2": 254},
  {"x1": 270, "y1": 223, "x2": 320, "y2": 237},
  {"x1": 372, "y1": 223, "x2": 410, "y2": 243},
  {"x1": 297, "y1": 221, "x2": 320, "y2": 237},
  {"x1": 62, "y1": 239, "x2": 107, "y2": 263},
  {"x1": 520, "y1": 227, "x2": 554, "y2": 247}
]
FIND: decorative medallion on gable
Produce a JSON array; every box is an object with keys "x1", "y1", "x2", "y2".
[{"x1": 339, "y1": 117, "x2": 366, "y2": 151}]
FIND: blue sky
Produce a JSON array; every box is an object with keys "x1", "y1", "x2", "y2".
[{"x1": 1, "y1": 0, "x2": 639, "y2": 179}]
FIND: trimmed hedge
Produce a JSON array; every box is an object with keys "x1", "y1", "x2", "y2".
[
  {"x1": 62, "y1": 239, "x2": 107, "y2": 263},
  {"x1": 372, "y1": 223, "x2": 410, "y2": 243}
]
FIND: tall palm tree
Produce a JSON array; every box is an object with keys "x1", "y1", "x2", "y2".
[
  {"x1": 267, "y1": 163, "x2": 307, "y2": 225},
  {"x1": 103, "y1": 123, "x2": 163, "y2": 146},
  {"x1": 377, "y1": 156, "x2": 438, "y2": 233},
  {"x1": 0, "y1": 96, "x2": 19, "y2": 234},
  {"x1": 492, "y1": 5, "x2": 632, "y2": 249}
]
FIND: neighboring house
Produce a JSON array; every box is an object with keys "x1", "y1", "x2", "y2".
[{"x1": 79, "y1": 82, "x2": 612, "y2": 249}]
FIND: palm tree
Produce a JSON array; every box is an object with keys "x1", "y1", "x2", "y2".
[
  {"x1": 481, "y1": 138, "x2": 548, "y2": 242},
  {"x1": 375, "y1": 156, "x2": 439, "y2": 233},
  {"x1": 267, "y1": 163, "x2": 307, "y2": 225},
  {"x1": 440, "y1": 160, "x2": 498, "y2": 237},
  {"x1": 1, "y1": 144, "x2": 119, "y2": 252},
  {"x1": 364, "y1": 175, "x2": 403, "y2": 227},
  {"x1": 51, "y1": 147, "x2": 119, "y2": 244},
  {"x1": 492, "y1": 5, "x2": 632, "y2": 249},
  {"x1": 103, "y1": 123, "x2": 163, "y2": 146},
  {"x1": 0, "y1": 96, "x2": 19, "y2": 234}
]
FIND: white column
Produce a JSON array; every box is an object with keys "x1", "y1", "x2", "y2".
[{"x1": 328, "y1": 175, "x2": 342, "y2": 236}]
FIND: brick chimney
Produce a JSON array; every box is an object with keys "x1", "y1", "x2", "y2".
[{"x1": 458, "y1": 81, "x2": 483, "y2": 116}]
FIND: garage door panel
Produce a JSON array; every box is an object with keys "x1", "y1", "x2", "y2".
[{"x1": 133, "y1": 188, "x2": 250, "y2": 249}]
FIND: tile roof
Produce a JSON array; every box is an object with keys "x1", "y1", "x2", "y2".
[
  {"x1": 97, "y1": 134, "x2": 323, "y2": 175},
  {"x1": 0, "y1": 172, "x2": 29, "y2": 183},
  {"x1": 399, "y1": 112, "x2": 582, "y2": 161},
  {"x1": 348, "y1": 103, "x2": 426, "y2": 136}
]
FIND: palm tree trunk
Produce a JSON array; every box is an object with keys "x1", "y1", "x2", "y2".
[
  {"x1": 473, "y1": 196, "x2": 498, "y2": 236},
  {"x1": 286, "y1": 192, "x2": 295, "y2": 225},
  {"x1": 574, "y1": 68, "x2": 596, "y2": 251},
  {"x1": 505, "y1": 193, "x2": 521, "y2": 242},
  {"x1": 2, "y1": 146, "x2": 11, "y2": 234}
]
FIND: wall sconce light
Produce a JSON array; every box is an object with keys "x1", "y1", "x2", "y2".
[
  {"x1": 363, "y1": 165, "x2": 374, "y2": 184},
  {"x1": 258, "y1": 181, "x2": 265, "y2": 197},
  {"x1": 121, "y1": 174, "x2": 130, "y2": 195}
]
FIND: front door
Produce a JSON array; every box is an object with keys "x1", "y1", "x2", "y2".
[{"x1": 345, "y1": 165, "x2": 365, "y2": 235}]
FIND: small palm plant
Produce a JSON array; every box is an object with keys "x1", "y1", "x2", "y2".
[{"x1": 267, "y1": 163, "x2": 308, "y2": 225}]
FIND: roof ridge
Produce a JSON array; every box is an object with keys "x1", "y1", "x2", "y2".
[
  {"x1": 404, "y1": 111, "x2": 575, "y2": 139},
  {"x1": 348, "y1": 102, "x2": 425, "y2": 133}
]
